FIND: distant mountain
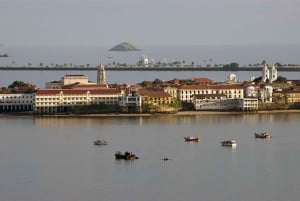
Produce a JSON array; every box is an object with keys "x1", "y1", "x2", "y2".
[{"x1": 109, "y1": 42, "x2": 140, "y2": 51}]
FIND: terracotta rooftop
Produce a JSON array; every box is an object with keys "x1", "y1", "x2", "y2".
[
  {"x1": 35, "y1": 88, "x2": 121, "y2": 95},
  {"x1": 138, "y1": 90, "x2": 172, "y2": 98},
  {"x1": 193, "y1": 94, "x2": 227, "y2": 99},
  {"x1": 192, "y1": 77, "x2": 214, "y2": 83},
  {"x1": 179, "y1": 84, "x2": 244, "y2": 90}
]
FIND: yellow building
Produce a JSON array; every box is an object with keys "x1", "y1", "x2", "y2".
[
  {"x1": 138, "y1": 90, "x2": 175, "y2": 106},
  {"x1": 274, "y1": 90, "x2": 300, "y2": 103}
]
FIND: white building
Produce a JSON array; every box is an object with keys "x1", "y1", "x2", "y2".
[
  {"x1": 193, "y1": 94, "x2": 258, "y2": 111},
  {"x1": 118, "y1": 94, "x2": 142, "y2": 113},
  {"x1": 0, "y1": 93, "x2": 34, "y2": 112},
  {"x1": 33, "y1": 88, "x2": 123, "y2": 114},
  {"x1": 178, "y1": 84, "x2": 244, "y2": 103},
  {"x1": 236, "y1": 98, "x2": 259, "y2": 111},
  {"x1": 260, "y1": 85, "x2": 273, "y2": 103},
  {"x1": 245, "y1": 86, "x2": 257, "y2": 98},
  {"x1": 46, "y1": 74, "x2": 95, "y2": 89},
  {"x1": 137, "y1": 55, "x2": 149, "y2": 66}
]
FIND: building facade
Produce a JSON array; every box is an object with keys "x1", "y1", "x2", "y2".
[
  {"x1": 118, "y1": 94, "x2": 142, "y2": 113},
  {"x1": 178, "y1": 84, "x2": 244, "y2": 103},
  {"x1": 0, "y1": 93, "x2": 34, "y2": 112},
  {"x1": 33, "y1": 89, "x2": 122, "y2": 114}
]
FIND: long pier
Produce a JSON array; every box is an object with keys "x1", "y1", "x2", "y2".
[{"x1": 1, "y1": 66, "x2": 300, "y2": 71}]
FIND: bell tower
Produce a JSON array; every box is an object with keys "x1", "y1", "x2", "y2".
[{"x1": 97, "y1": 62, "x2": 108, "y2": 87}]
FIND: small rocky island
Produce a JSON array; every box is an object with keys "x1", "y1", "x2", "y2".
[{"x1": 109, "y1": 42, "x2": 140, "y2": 51}]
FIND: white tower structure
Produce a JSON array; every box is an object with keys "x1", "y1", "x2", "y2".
[
  {"x1": 270, "y1": 65, "x2": 278, "y2": 83},
  {"x1": 262, "y1": 64, "x2": 270, "y2": 82},
  {"x1": 227, "y1": 73, "x2": 237, "y2": 83},
  {"x1": 97, "y1": 62, "x2": 108, "y2": 87}
]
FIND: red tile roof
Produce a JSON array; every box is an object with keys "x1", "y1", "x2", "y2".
[
  {"x1": 193, "y1": 77, "x2": 214, "y2": 83},
  {"x1": 35, "y1": 88, "x2": 121, "y2": 95},
  {"x1": 179, "y1": 84, "x2": 244, "y2": 90},
  {"x1": 138, "y1": 90, "x2": 172, "y2": 98}
]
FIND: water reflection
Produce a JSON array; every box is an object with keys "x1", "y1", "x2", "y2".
[{"x1": 1, "y1": 113, "x2": 299, "y2": 201}]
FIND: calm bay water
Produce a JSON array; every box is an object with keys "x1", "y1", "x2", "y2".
[{"x1": 0, "y1": 113, "x2": 300, "y2": 201}]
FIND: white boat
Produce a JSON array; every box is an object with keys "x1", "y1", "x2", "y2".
[
  {"x1": 93, "y1": 140, "x2": 108, "y2": 145},
  {"x1": 221, "y1": 140, "x2": 237, "y2": 147}
]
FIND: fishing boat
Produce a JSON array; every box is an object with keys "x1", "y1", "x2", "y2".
[
  {"x1": 221, "y1": 140, "x2": 237, "y2": 147},
  {"x1": 254, "y1": 132, "x2": 272, "y2": 139},
  {"x1": 184, "y1": 136, "x2": 201, "y2": 142},
  {"x1": 115, "y1": 151, "x2": 139, "y2": 160},
  {"x1": 93, "y1": 140, "x2": 108, "y2": 145}
]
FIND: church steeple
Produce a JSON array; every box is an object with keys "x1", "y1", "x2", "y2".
[
  {"x1": 97, "y1": 62, "x2": 108, "y2": 87},
  {"x1": 262, "y1": 64, "x2": 269, "y2": 82}
]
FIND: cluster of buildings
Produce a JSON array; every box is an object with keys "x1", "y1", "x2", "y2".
[{"x1": 1, "y1": 63, "x2": 300, "y2": 114}]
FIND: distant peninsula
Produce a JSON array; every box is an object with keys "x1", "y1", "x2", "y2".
[
  {"x1": 0, "y1": 53, "x2": 8, "y2": 57},
  {"x1": 109, "y1": 42, "x2": 140, "y2": 51}
]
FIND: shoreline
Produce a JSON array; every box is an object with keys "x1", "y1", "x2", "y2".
[{"x1": 1, "y1": 109, "x2": 300, "y2": 118}]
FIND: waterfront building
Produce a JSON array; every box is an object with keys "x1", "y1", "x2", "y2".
[
  {"x1": 244, "y1": 84, "x2": 273, "y2": 103},
  {"x1": 0, "y1": 93, "x2": 33, "y2": 112},
  {"x1": 118, "y1": 94, "x2": 142, "y2": 113},
  {"x1": 163, "y1": 86, "x2": 178, "y2": 99},
  {"x1": 193, "y1": 94, "x2": 233, "y2": 110},
  {"x1": 33, "y1": 88, "x2": 122, "y2": 114},
  {"x1": 192, "y1": 94, "x2": 258, "y2": 111},
  {"x1": 273, "y1": 89, "x2": 300, "y2": 104},
  {"x1": 245, "y1": 85, "x2": 257, "y2": 98},
  {"x1": 138, "y1": 90, "x2": 175, "y2": 106},
  {"x1": 260, "y1": 85, "x2": 273, "y2": 103},
  {"x1": 236, "y1": 98, "x2": 259, "y2": 111},
  {"x1": 178, "y1": 84, "x2": 244, "y2": 103}
]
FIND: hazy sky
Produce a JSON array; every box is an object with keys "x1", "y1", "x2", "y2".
[{"x1": 1, "y1": 0, "x2": 300, "y2": 47}]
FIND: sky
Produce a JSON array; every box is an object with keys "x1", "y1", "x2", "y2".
[{"x1": 1, "y1": 0, "x2": 300, "y2": 47}]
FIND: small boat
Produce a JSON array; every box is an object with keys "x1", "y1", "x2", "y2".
[
  {"x1": 221, "y1": 140, "x2": 237, "y2": 147},
  {"x1": 161, "y1": 157, "x2": 172, "y2": 161},
  {"x1": 255, "y1": 132, "x2": 272, "y2": 139},
  {"x1": 115, "y1": 151, "x2": 139, "y2": 160},
  {"x1": 93, "y1": 140, "x2": 108, "y2": 145},
  {"x1": 184, "y1": 136, "x2": 201, "y2": 142}
]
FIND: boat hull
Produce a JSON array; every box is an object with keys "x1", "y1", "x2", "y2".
[
  {"x1": 254, "y1": 133, "x2": 272, "y2": 139},
  {"x1": 184, "y1": 136, "x2": 201, "y2": 142},
  {"x1": 221, "y1": 140, "x2": 237, "y2": 147},
  {"x1": 115, "y1": 151, "x2": 139, "y2": 160},
  {"x1": 94, "y1": 140, "x2": 108, "y2": 145}
]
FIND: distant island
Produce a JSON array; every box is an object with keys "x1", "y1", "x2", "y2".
[{"x1": 109, "y1": 42, "x2": 140, "y2": 51}]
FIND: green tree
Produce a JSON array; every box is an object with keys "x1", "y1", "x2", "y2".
[
  {"x1": 153, "y1": 78, "x2": 162, "y2": 86},
  {"x1": 261, "y1": 59, "x2": 267, "y2": 65},
  {"x1": 273, "y1": 76, "x2": 287, "y2": 83},
  {"x1": 223, "y1": 62, "x2": 239, "y2": 70},
  {"x1": 8, "y1": 80, "x2": 31, "y2": 88}
]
